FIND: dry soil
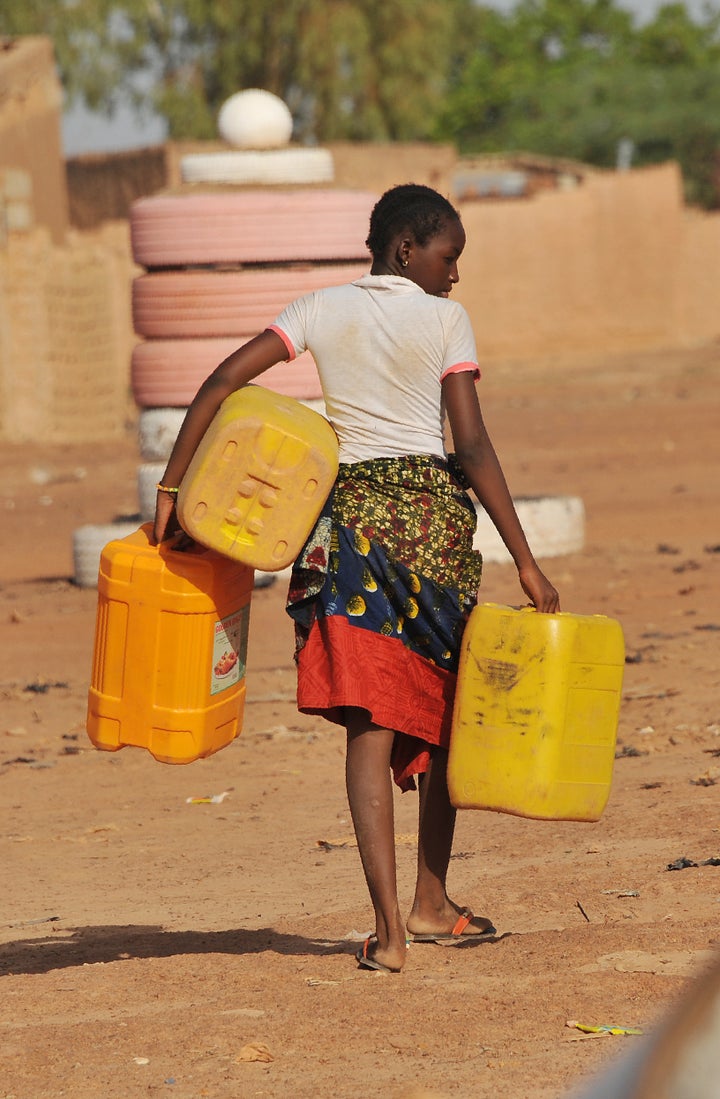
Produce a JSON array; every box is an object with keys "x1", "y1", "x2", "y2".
[{"x1": 1, "y1": 344, "x2": 719, "y2": 1099}]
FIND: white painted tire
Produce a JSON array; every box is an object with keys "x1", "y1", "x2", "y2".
[
  {"x1": 130, "y1": 189, "x2": 374, "y2": 267},
  {"x1": 474, "y1": 496, "x2": 585, "y2": 563},
  {"x1": 73, "y1": 522, "x2": 140, "y2": 589},
  {"x1": 132, "y1": 264, "x2": 368, "y2": 339},
  {"x1": 138, "y1": 463, "x2": 166, "y2": 522},
  {"x1": 180, "y1": 148, "x2": 334, "y2": 186},
  {"x1": 138, "y1": 407, "x2": 187, "y2": 460},
  {"x1": 75, "y1": 516, "x2": 284, "y2": 593},
  {"x1": 131, "y1": 338, "x2": 323, "y2": 407}
]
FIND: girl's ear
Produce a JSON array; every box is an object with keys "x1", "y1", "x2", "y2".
[{"x1": 397, "y1": 237, "x2": 412, "y2": 269}]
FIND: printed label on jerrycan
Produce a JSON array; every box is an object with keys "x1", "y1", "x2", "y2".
[{"x1": 211, "y1": 605, "x2": 250, "y2": 695}]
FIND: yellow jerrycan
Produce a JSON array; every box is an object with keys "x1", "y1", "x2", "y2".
[
  {"x1": 448, "y1": 603, "x2": 625, "y2": 821},
  {"x1": 176, "y1": 384, "x2": 339, "y2": 570},
  {"x1": 86, "y1": 523, "x2": 253, "y2": 765}
]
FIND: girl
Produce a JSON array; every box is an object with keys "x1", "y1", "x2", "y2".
[{"x1": 154, "y1": 183, "x2": 559, "y2": 974}]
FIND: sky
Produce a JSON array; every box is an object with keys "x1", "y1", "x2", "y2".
[{"x1": 61, "y1": 0, "x2": 720, "y2": 157}]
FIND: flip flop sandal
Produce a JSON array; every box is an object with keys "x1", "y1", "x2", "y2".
[
  {"x1": 409, "y1": 908, "x2": 497, "y2": 944},
  {"x1": 355, "y1": 936, "x2": 402, "y2": 974}
]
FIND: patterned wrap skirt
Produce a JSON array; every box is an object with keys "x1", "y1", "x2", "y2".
[{"x1": 286, "y1": 454, "x2": 483, "y2": 791}]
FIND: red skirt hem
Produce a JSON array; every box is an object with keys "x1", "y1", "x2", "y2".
[{"x1": 296, "y1": 616, "x2": 457, "y2": 790}]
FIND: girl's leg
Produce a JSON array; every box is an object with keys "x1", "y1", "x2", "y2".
[
  {"x1": 407, "y1": 746, "x2": 494, "y2": 937},
  {"x1": 345, "y1": 708, "x2": 407, "y2": 971}
]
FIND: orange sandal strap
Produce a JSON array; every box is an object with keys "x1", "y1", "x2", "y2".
[
  {"x1": 362, "y1": 935, "x2": 377, "y2": 958},
  {"x1": 450, "y1": 910, "x2": 474, "y2": 936}
]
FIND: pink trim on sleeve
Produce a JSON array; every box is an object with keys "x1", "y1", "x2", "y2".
[
  {"x1": 440, "y1": 361, "x2": 481, "y2": 382},
  {"x1": 266, "y1": 324, "x2": 296, "y2": 362}
]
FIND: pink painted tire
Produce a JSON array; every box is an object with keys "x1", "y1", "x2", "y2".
[
  {"x1": 131, "y1": 338, "x2": 323, "y2": 407},
  {"x1": 130, "y1": 191, "x2": 376, "y2": 267},
  {"x1": 132, "y1": 263, "x2": 368, "y2": 339}
]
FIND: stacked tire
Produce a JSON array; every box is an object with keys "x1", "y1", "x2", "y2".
[
  {"x1": 130, "y1": 188, "x2": 374, "y2": 546},
  {"x1": 129, "y1": 188, "x2": 375, "y2": 517},
  {"x1": 71, "y1": 150, "x2": 376, "y2": 588},
  {"x1": 96, "y1": 181, "x2": 372, "y2": 591}
]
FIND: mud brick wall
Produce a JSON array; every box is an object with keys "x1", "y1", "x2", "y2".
[
  {"x1": 2, "y1": 157, "x2": 720, "y2": 444},
  {"x1": 455, "y1": 162, "x2": 713, "y2": 363},
  {"x1": 675, "y1": 206, "x2": 720, "y2": 347},
  {"x1": 0, "y1": 224, "x2": 138, "y2": 443},
  {"x1": 162, "y1": 140, "x2": 456, "y2": 194},
  {"x1": 66, "y1": 147, "x2": 169, "y2": 230},
  {"x1": 0, "y1": 37, "x2": 68, "y2": 243}
]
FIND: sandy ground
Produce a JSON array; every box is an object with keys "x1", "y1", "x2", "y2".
[{"x1": 1, "y1": 344, "x2": 719, "y2": 1099}]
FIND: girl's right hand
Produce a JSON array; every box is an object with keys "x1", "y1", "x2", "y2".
[
  {"x1": 148, "y1": 328, "x2": 291, "y2": 548},
  {"x1": 153, "y1": 491, "x2": 180, "y2": 545}
]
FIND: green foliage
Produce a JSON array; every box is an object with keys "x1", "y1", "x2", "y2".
[
  {"x1": 0, "y1": 0, "x2": 469, "y2": 142},
  {"x1": 436, "y1": 0, "x2": 720, "y2": 208},
  {"x1": 2, "y1": 0, "x2": 720, "y2": 206}
]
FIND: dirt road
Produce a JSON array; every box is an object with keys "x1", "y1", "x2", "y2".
[{"x1": 1, "y1": 344, "x2": 719, "y2": 1099}]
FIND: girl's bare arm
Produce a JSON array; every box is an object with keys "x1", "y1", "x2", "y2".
[
  {"x1": 443, "y1": 371, "x2": 560, "y2": 612},
  {"x1": 153, "y1": 330, "x2": 289, "y2": 542}
]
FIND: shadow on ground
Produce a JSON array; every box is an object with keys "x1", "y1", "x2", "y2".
[{"x1": 0, "y1": 924, "x2": 349, "y2": 976}]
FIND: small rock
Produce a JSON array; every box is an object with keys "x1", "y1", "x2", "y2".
[
  {"x1": 235, "y1": 1042, "x2": 273, "y2": 1063},
  {"x1": 29, "y1": 466, "x2": 52, "y2": 485},
  {"x1": 691, "y1": 769, "x2": 719, "y2": 787}
]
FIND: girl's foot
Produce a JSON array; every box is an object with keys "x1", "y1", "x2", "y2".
[
  {"x1": 356, "y1": 935, "x2": 406, "y2": 973},
  {"x1": 406, "y1": 901, "x2": 496, "y2": 942}
]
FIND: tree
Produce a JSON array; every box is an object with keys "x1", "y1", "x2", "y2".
[
  {"x1": 434, "y1": 0, "x2": 636, "y2": 152},
  {"x1": 435, "y1": 0, "x2": 720, "y2": 207},
  {"x1": 0, "y1": 0, "x2": 472, "y2": 143},
  {"x1": 5, "y1": 0, "x2": 720, "y2": 205}
]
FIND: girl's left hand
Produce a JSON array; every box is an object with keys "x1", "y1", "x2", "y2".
[{"x1": 518, "y1": 563, "x2": 560, "y2": 613}]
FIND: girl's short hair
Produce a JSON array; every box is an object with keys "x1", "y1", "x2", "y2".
[{"x1": 366, "y1": 183, "x2": 460, "y2": 259}]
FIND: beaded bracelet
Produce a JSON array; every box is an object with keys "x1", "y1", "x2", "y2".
[{"x1": 156, "y1": 482, "x2": 179, "y2": 495}]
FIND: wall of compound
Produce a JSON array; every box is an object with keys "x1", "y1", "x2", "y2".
[
  {"x1": 455, "y1": 162, "x2": 694, "y2": 362},
  {"x1": 1, "y1": 153, "x2": 720, "y2": 443},
  {"x1": 0, "y1": 224, "x2": 137, "y2": 443},
  {"x1": 0, "y1": 37, "x2": 69, "y2": 244}
]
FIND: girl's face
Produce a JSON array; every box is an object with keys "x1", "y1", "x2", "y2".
[{"x1": 404, "y1": 217, "x2": 466, "y2": 298}]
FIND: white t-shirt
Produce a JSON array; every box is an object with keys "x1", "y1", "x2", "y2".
[{"x1": 268, "y1": 274, "x2": 479, "y2": 464}]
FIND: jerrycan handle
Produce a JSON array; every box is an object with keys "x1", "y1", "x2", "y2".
[{"x1": 142, "y1": 520, "x2": 207, "y2": 558}]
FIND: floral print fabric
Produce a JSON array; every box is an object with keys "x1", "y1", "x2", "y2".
[{"x1": 286, "y1": 454, "x2": 483, "y2": 788}]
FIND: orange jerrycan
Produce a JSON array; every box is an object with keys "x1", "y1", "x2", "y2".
[
  {"x1": 176, "y1": 384, "x2": 339, "y2": 570},
  {"x1": 448, "y1": 603, "x2": 625, "y2": 822},
  {"x1": 86, "y1": 523, "x2": 253, "y2": 764}
]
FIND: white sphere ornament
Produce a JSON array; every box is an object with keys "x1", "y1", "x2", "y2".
[{"x1": 218, "y1": 89, "x2": 293, "y2": 149}]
